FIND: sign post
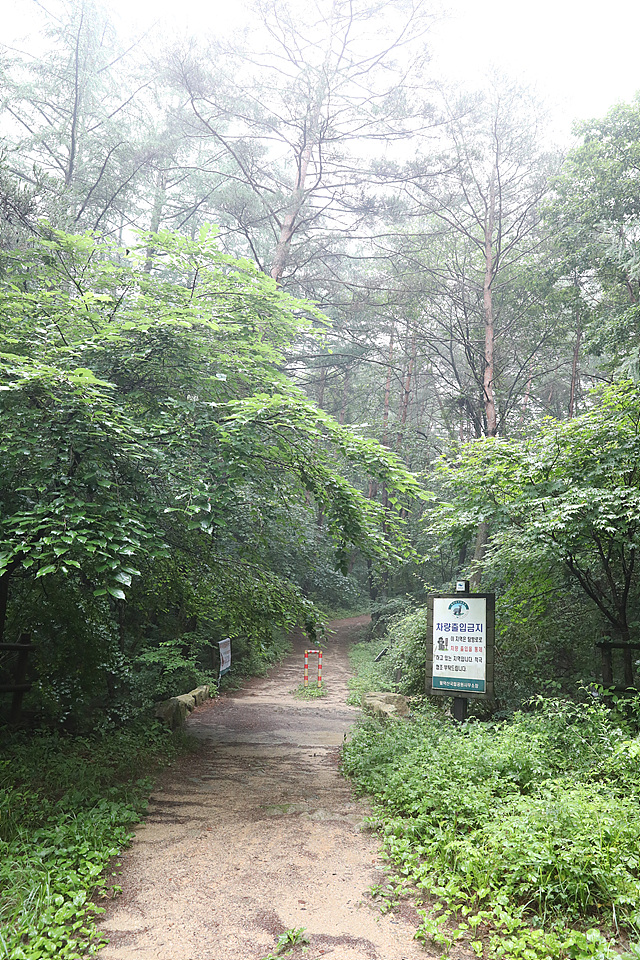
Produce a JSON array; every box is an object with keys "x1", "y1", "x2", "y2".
[
  {"x1": 218, "y1": 638, "x2": 232, "y2": 683},
  {"x1": 425, "y1": 586, "x2": 494, "y2": 716}
]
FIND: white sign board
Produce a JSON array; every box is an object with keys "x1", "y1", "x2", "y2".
[
  {"x1": 432, "y1": 596, "x2": 487, "y2": 694},
  {"x1": 219, "y1": 638, "x2": 232, "y2": 678}
]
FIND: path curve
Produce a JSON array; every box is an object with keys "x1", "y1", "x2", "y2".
[{"x1": 99, "y1": 617, "x2": 433, "y2": 960}]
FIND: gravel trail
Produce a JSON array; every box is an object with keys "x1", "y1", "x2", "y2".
[{"x1": 98, "y1": 617, "x2": 434, "y2": 960}]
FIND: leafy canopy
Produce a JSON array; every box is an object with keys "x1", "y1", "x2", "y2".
[
  {"x1": 431, "y1": 382, "x2": 640, "y2": 637},
  {"x1": 0, "y1": 224, "x2": 420, "y2": 630}
]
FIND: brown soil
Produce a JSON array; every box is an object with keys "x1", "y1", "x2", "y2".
[{"x1": 98, "y1": 617, "x2": 437, "y2": 960}]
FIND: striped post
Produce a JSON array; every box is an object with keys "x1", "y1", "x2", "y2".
[{"x1": 304, "y1": 649, "x2": 323, "y2": 688}]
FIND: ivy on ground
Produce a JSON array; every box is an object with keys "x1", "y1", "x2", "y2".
[
  {"x1": 342, "y1": 693, "x2": 640, "y2": 960},
  {"x1": 0, "y1": 722, "x2": 184, "y2": 959}
]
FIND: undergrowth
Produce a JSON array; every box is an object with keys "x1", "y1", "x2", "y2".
[
  {"x1": 342, "y1": 695, "x2": 640, "y2": 960},
  {"x1": 0, "y1": 721, "x2": 187, "y2": 959},
  {"x1": 292, "y1": 682, "x2": 327, "y2": 699},
  {"x1": 346, "y1": 635, "x2": 394, "y2": 705},
  {"x1": 260, "y1": 925, "x2": 310, "y2": 958},
  {"x1": 218, "y1": 631, "x2": 293, "y2": 691}
]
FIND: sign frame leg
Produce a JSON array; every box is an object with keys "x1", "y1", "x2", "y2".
[{"x1": 452, "y1": 696, "x2": 468, "y2": 723}]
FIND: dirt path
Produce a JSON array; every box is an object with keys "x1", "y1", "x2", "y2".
[{"x1": 99, "y1": 617, "x2": 434, "y2": 960}]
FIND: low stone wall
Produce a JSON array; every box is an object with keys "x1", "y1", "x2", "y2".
[{"x1": 154, "y1": 685, "x2": 210, "y2": 729}]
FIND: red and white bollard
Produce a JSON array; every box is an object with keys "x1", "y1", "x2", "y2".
[{"x1": 304, "y1": 649, "x2": 323, "y2": 688}]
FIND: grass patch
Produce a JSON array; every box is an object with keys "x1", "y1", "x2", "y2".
[
  {"x1": 292, "y1": 683, "x2": 327, "y2": 699},
  {"x1": 0, "y1": 721, "x2": 188, "y2": 959},
  {"x1": 342, "y1": 695, "x2": 640, "y2": 960},
  {"x1": 346, "y1": 635, "x2": 394, "y2": 705}
]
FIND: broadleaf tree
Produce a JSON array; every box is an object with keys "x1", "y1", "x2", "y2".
[
  {"x1": 0, "y1": 224, "x2": 420, "y2": 718},
  {"x1": 431, "y1": 381, "x2": 640, "y2": 684}
]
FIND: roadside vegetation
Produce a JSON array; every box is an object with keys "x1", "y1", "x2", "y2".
[
  {"x1": 345, "y1": 638, "x2": 640, "y2": 960},
  {"x1": 0, "y1": 723, "x2": 187, "y2": 960}
]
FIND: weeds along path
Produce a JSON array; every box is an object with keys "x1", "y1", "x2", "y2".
[{"x1": 98, "y1": 617, "x2": 434, "y2": 960}]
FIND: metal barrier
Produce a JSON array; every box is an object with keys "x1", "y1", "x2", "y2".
[{"x1": 304, "y1": 648, "x2": 323, "y2": 688}]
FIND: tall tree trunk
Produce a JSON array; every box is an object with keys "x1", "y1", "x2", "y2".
[
  {"x1": 65, "y1": 6, "x2": 85, "y2": 188},
  {"x1": 382, "y1": 325, "x2": 395, "y2": 446},
  {"x1": 482, "y1": 165, "x2": 498, "y2": 438},
  {"x1": 268, "y1": 4, "x2": 343, "y2": 284},
  {"x1": 623, "y1": 646, "x2": 634, "y2": 687},
  {"x1": 519, "y1": 369, "x2": 533, "y2": 425},
  {"x1": 144, "y1": 170, "x2": 167, "y2": 272},
  {"x1": 0, "y1": 560, "x2": 18, "y2": 645},
  {"x1": 339, "y1": 368, "x2": 350, "y2": 425},
  {"x1": 397, "y1": 328, "x2": 416, "y2": 450},
  {"x1": 269, "y1": 25, "x2": 334, "y2": 283},
  {"x1": 472, "y1": 164, "x2": 498, "y2": 586},
  {"x1": 317, "y1": 365, "x2": 327, "y2": 410},
  {"x1": 568, "y1": 324, "x2": 582, "y2": 419},
  {"x1": 0, "y1": 572, "x2": 10, "y2": 646},
  {"x1": 617, "y1": 625, "x2": 635, "y2": 687},
  {"x1": 270, "y1": 139, "x2": 314, "y2": 283},
  {"x1": 367, "y1": 558, "x2": 378, "y2": 602}
]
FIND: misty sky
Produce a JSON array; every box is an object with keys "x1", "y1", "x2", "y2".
[{"x1": 3, "y1": 0, "x2": 639, "y2": 142}]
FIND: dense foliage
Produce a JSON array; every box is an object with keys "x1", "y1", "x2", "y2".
[
  {"x1": 4, "y1": 0, "x2": 640, "y2": 662},
  {"x1": 0, "y1": 226, "x2": 418, "y2": 725},
  {"x1": 343, "y1": 696, "x2": 640, "y2": 960},
  {"x1": 425, "y1": 381, "x2": 640, "y2": 698},
  {"x1": 0, "y1": 722, "x2": 184, "y2": 959}
]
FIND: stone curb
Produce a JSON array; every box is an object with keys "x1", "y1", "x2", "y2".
[{"x1": 154, "y1": 684, "x2": 210, "y2": 729}]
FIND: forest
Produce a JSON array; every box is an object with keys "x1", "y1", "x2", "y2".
[{"x1": 3, "y1": 0, "x2": 640, "y2": 958}]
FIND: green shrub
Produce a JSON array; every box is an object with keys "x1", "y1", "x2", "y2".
[
  {"x1": 342, "y1": 697, "x2": 640, "y2": 960},
  {"x1": 369, "y1": 597, "x2": 415, "y2": 637},
  {"x1": 386, "y1": 607, "x2": 429, "y2": 696}
]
